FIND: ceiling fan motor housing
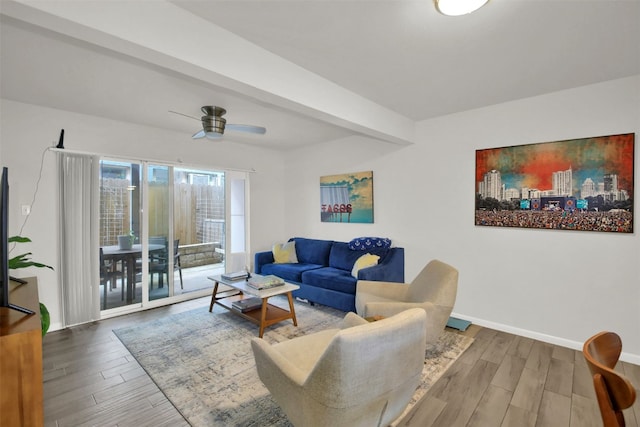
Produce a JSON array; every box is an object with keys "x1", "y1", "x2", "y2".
[{"x1": 202, "y1": 115, "x2": 226, "y2": 134}]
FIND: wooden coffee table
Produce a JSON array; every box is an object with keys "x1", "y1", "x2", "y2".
[{"x1": 207, "y1": 274, "x2": 300, "y2": 337}]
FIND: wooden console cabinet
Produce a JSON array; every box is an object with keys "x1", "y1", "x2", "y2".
[{"x1": 0, "y1": 277, "x2": 44, "y2": 426}]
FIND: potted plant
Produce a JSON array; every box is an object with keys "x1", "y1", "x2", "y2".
[
  {"x1": 117, "y1": 230, "x2": 135, "y2": 250},
  {"x1": 8, "y1": 236, "x2": 54, "y2": 336}
]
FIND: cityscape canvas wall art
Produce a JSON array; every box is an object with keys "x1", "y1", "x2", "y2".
[
  {"x1": 475, "y1": 133, "x2": 634, "y2": 233},
  {"x1": 320, "y1": 171, "x2": 373, "y2": 223}
]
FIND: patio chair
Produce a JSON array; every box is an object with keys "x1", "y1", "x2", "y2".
[
  {"x1": 99, "y1": 247, "x2": 124, "y2": 309},
  {"x1": 149, "y1": 238, "x2": 183, "y2": 289}
]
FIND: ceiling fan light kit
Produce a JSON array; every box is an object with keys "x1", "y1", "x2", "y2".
[
  {"x1": 199, "y1": 116, "x2": 225, "y2": 140},
  {"x1": 434, "y1": 0, "x2": 490, "y2": 16}
]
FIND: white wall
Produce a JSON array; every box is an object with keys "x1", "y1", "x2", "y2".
[
  {"x1": 0, "y1": 99, "x2": 287, "y2": 332},
  {"x1": 2, "y1": 76, "x2": 638, "y2": 362},
  {"x1": 282, "y1": 76, "x2": 640, "y2": 363}
]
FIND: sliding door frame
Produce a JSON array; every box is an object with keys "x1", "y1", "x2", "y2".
[{"x1": 99, "y1": 159, "x2": 250, "y2": 319}]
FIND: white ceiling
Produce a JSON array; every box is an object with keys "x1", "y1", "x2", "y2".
[
  {"x1": 0, "y1": 18, "x2": 355, "y2": 149},
  {"x1": 1, "y1": 0, "x2": 639, "y2": 150},
  {"x1": 178, "y1": 0, "x2": 640, "y2": 120}
]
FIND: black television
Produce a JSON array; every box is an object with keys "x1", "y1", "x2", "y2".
[{"x1": 0, "y1": 166, "x2": 35, "y2": 314}]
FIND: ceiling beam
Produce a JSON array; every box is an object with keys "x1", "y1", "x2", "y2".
[{"x1": 1, "y1": 0, "x2": 415, "y2": 145}]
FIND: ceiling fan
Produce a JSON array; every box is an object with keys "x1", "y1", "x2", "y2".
[{"x1": 170, "y1": 106, "x2": 267, "y2": 140}]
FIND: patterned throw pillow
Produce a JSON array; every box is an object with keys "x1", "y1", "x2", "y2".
[
  {"x1": 272, "y1": 241, "x2": 298, "y2": 264},
  {"x1": 351, "y1": 253, "x2": 380, "y2": 278},
  {"x1": 348, "y1": 237, "x2": 392, "y2": 251}
]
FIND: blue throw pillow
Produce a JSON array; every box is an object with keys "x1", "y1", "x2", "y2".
[{"x1": 348, "y1": 237, "x2": 391, "y2": 251}]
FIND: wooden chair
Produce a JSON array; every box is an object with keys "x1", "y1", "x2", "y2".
[{"x1": 583, "y1": 331, "x2": 637, "y2": 427}]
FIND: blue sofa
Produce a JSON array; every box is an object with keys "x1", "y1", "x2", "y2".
[{"x1": 254, "y1": 237, "x2": 404, "y2": 312}]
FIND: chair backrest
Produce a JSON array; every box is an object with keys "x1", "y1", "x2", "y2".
[
  {"x1": 149, "y1": 236, "x2": 167, "y2": 254},
  {"x1": 149, "y1": 236, "x2": 167, "y2": 246},
  {"x1": 307, "y1": 308, "x2": 426, "y2": 421},
  {"x1": 406, "y1": 259, "x2": 458, "y2": 306},
  {"x1": 583, "y1": 331, "x2": 637, "y2": 427}
]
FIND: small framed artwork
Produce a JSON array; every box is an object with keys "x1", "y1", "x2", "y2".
[
  {"x1": 475, "y1": 133, "x2": 634, "y2": 233},
  {"x1": 320, "y1": 171, "x2": 373, "y2": 223}
]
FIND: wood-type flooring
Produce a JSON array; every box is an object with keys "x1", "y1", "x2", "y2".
[{"x1": 42, "y1": 297, "x2": 640, "y2": 427}]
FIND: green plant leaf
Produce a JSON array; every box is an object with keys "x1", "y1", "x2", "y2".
[
  {"x1": 9, "y1": 237, "x2": 54, "y2": 337},
  {"x1": 9, "y1": 236, "x2": 32, "y2": 243},
  {"x1": 8, "y1": 249, "x2": 54, "y2": 271},
  {"x1": 40, "y1": 302, "x2": 50, "y2": 337}
]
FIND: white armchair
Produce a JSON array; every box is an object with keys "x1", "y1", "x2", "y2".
[
  {"x1": 251, "y1": 308, "x2": 427, "y2": 427},
  {"x1": 355, "y1": 259, "x2": 458, "y2": 345}
]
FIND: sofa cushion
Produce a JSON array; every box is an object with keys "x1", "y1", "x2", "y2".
[
  {"x1": 329, "y1": 241, "x2": 389, "y2": 271},
  {"x1": 260, "y1": 263, "x2": 322, "y2": 283},
  {"x1": 329, "y1": 242, "x2": 364, "y2": 271},
  {"x1": 348, "y1": 237, "x2": 392, "y2": 251},
  {"x1": 302, "y1": 267, "x2": 358, "y2": 295},
  {"x1": 292, "y1": 237, "x2": 333, "y2": 266},
  {"x1": 351, "y1": 253, "x2": 380, "y2": 278},
  {"x1": 273, "y1": 241, "x2": 298, "y2": 263}
]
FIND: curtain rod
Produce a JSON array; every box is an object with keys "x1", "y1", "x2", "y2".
[{"x1": 47, "y1": 147, "x2": 256, "y2": 173}]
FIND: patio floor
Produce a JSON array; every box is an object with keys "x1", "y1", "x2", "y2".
[{"x1": 101, "y1": 263, "x2": 226, "y2": 310}]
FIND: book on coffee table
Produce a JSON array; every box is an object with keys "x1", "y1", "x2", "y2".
[
  {"x1": 231, "y1": 297, "x2": 263, "y2": 312},
  {"x1": 221, "y1": 271, "x2": 249, "y2": 281},
  {"x1": 247, "y1": 275, "x2": 285, "y2": 290}
]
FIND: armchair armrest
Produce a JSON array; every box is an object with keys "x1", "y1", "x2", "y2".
[
  {"x1": 361, "y1": 301, "x2": 435, "y2": 319},
  {"x1": 365, "y1": 301, "x2": 434, "y2": 319},
  {"x1": 357, "y1": 247, "x2": 404, "y2": 282},
  {"x1": 251, "y1": 338, "x2": 307, "y2": 386},
  {"x1": 357, "y1": 280, "x2": 410, "y2": 300},
  {"x1": 340, "y1": 312, "x2": 369, "y2": 329}
]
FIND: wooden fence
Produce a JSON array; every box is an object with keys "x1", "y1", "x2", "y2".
[{"x1": 100, "y1": 179, "x2": 225, "y2": 247}]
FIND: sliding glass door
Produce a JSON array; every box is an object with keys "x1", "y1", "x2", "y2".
[
  {"x1": 173, "y1": 167, "x2": 226, "y2": 293},
  {"x1": 99, "y1": 160, "x2": 142, "y2": 310},
  {"x1": 147, "y1": 164, "x2": 171, "y2": 302},
  {"x1": 99, "y1": 160, "x2": 232, "y2": 313}
]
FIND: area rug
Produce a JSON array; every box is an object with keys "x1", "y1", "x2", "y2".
[{"x1": 113, "y1": 298, "x2": 473, "y2": 426}]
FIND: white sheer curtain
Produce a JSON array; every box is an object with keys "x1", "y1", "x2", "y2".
[{"x1": 58, "y1": 153, "x2": 100, "y2": 326}]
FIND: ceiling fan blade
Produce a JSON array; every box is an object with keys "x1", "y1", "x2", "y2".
[
  {"x1": 169, "y1": 110, "x2": 200, "y2": 121},
  {"x1": 193, "y1": 129, "x2": 224, "y2": 139},
  {"x1": 226, "y1": 124, "x2": 267, "y2": 135}
]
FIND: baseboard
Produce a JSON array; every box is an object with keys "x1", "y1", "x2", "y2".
[
  {"x1": 49, "y1": 321, "x2": 63, "y2": 333},
  {"x1": 450, "y1": 312, "x2": 640, "y2": 365}
]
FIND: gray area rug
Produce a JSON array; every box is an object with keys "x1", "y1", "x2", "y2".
[{"x1": 113, "y1": 297, "x2": 473, "y2": 426}]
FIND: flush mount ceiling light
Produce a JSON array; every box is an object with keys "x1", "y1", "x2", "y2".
[{"x1": 435, "y1": 0, "x2": 490, "y2": 16}]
